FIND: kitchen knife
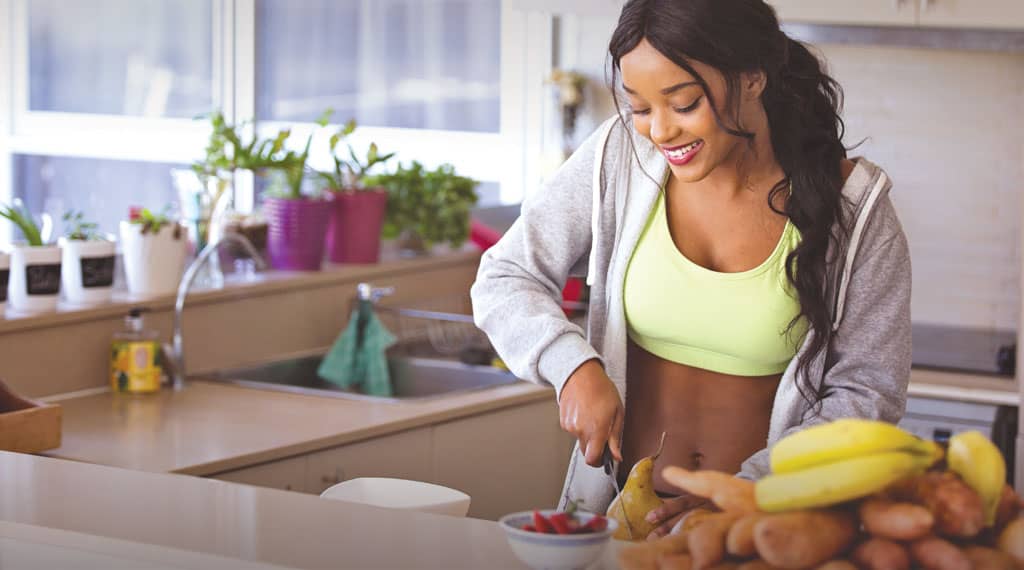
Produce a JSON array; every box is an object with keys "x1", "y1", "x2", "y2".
[{"x1": 603, "y1": 445, "x2": 634, "y2": 540}]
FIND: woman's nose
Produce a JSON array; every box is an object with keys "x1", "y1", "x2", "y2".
[{"x1": 649, "y1": 110, "x2": 679, "y2": 146}]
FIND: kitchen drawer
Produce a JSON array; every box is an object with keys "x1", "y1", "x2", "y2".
[
  {"x1": 211, "y1": 455, "x2": 308, "y2": 493},
  {"x1": 305, "y1": 428, "x2": 433, "y2": 496}
]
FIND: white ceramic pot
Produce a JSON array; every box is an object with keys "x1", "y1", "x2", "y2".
[
  {"x1": 0, "y1": 250, "x2": 9, "y2": 316},
  {"x1": 8, "y1": 244, "x2": 62, "y2": 313},
  {"x1": 59, "y1": 238, "x2": 117, "y2": 307},
  {"x1": 119, "y1": 221, "x2": 187, "y2": 299}
]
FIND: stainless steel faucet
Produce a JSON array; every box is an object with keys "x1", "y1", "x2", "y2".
[{"x1": 171, "y1": 234, "x2": 267, "y2": 390}]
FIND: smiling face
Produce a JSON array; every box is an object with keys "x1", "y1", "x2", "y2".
[{"x1": 619, "y1": 38, "x2": 765, "y2": 183}]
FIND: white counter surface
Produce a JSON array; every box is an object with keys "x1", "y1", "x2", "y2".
[{"x1": 0, "y1": 451, "x2": 619, "y2": 569}]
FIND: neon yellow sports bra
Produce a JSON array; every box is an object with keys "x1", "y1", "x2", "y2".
[{"x1": 624, "y1": 191, "x2": 807, "y2": 376}]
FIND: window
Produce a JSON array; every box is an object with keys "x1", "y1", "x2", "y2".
[{"x1": 0, "y1": 0, "x2": 544, "y2": 247}]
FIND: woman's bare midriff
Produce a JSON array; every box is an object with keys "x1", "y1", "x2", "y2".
[{"x1": 619, "y1": 338, "x2": 782, "y2": 494}]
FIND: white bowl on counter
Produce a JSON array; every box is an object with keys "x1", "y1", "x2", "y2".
[
  {"x1": 320, "y1": 477, "x2": 471, "y2": 517},
  {"x1": 498, "y1": 509, "x2": 618, "y2": 570}
]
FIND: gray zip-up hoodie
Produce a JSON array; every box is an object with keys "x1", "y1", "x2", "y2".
[{"x1": 471, "y1": 115, "x2": 912, "y2": 512}]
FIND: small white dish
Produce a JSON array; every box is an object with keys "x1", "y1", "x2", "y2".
[
  {"x1": 319, "y1": 477, "x2": 471, "y2": 517},
  {"x1": 498, "y1": 509, "x2": 618, "y2": 570}
]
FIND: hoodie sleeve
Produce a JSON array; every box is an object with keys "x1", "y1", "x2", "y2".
[
  {"x1": 471, "y1": 120, "x2": 618, "y2": 401},
  {"x1": 737, "y1": 194, "x2": 913, "y2": 480}
]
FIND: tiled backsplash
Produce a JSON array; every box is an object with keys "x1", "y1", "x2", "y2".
[{"x1": 563, "y1": 20, "x2": 1024, "y2": 332}]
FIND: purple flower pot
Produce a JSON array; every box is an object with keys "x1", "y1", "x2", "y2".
[
  {"x1": 325, "y1": 189, "x2": 388, "y2": 264},
  {"x1": 264, "y1": 197, "x2": 332, "y2": 271}
]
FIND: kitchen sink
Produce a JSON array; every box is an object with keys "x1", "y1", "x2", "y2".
[{"x1": 200, "y1": 348, "x2": 521, "y2": 402}]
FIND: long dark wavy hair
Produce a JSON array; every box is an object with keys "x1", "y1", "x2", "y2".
[{"x1": 609, "y1": 0, "x2": 849, "y2": 403}]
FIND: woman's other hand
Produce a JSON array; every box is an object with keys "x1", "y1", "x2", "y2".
[
  {"x1": 645, "y1": 494, "x2": 713, "y2": 540},
  {"x1": 558, "y1": 359, "x2": 623, "y2": 468}
]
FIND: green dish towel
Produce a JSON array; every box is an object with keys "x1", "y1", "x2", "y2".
[{"x1": 317, "y1": 299, "x2": 397, "y2": 397}]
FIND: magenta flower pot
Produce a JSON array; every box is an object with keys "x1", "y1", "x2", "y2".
[
  {"x1": 325, "y1": 189, "x2": 388, "y2": 264},
  {"x1": 264, "y1": 196, "x2": 332, "y2": 271}
]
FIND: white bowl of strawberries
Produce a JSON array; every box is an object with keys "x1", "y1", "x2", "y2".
[{"x1": 498, "y1": 509, "x2": 618, "y2": 570}]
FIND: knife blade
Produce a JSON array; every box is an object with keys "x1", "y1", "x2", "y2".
[{"x1": 603, "y1": 445, "x2": 634, "y2": 540}]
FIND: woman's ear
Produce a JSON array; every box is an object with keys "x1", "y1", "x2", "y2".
[{"x1": 742, "y1": 70, "x2": 767, "y2": 100}]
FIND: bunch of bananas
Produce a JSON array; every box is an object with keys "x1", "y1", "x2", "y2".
[{"x1": 755, "y1": 419, "x2": 945, "y2": 512}]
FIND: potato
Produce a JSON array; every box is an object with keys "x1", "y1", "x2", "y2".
[
  {"x1": 814, "y1": 561, "x2": 858, "y2": 570},
  {"x1": 909, "y1": 536, "x2": 971, "y2": 570},
  {"x1": 997, "y1": 518, "x2": 1024, "y2": 563},
  {"x1": 859, "y1": 498, "x2": 934, "y2": 541},
  {"x1": 963, "y1": 545, "x2": 1018, "y2": 570},
  {"x1": 662, "y1": 467, "x2": 760, "y2": 514},
  {"x1": 753, "y1": 510, "x2": 857, "y2": 569},
  {"x1": 851, "y1": 537, "x2": 910, "y2": 570},
  {"x1": 687, "y1": 512, "x2": 741, "y2": 569},
  {"x1": 887, "y1": 472, "x2": 985, "y2": 538},
  {"x1": 658, "y1": 554, "x2": 694, "y2": 570},
  {"x1": 726, "y1": 513, "x2": 767, "y2": 558}
]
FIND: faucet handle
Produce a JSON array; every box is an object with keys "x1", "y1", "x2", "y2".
[{"x1": 357, "y1": 283, "x2": 395, "y2": 303}]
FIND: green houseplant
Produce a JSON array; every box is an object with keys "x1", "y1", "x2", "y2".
[
  {"x1": 366, "y1": 161, "x2": 479, "y2": 256},
  {"x1": 0, "y1": 200, "x2": 61, "y2": 313},
  {"x1": 59, "y1": 210, "x2": 116, "y2": 306},
  {"x1": 317, "y1": 120, "x2": 397, "y2": 264}
]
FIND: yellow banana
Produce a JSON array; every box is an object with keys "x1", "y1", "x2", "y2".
[
  {"x1": 946, "y1": 431, "x2": 1005, "y2": 526},
  {"x1": 756, "y1": 450, "x2": 934, "y2": 512},
  {"x1": 770, "y1": 419, "x2": 941, "y2": 474}
]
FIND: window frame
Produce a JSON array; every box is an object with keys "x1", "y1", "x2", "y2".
[{"x1": 0, "y1": 0, "x2": 552, "y2": 248}]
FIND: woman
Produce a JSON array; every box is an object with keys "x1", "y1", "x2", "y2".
[{"x1": 471, "y1": 0, "x2": 911, "y2": 538}]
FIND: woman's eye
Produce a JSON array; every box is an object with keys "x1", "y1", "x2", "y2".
[
  {"x1": 629, "y1": 107, "x2": 651, "y2": 116},
  {"x1": 674, "y1": 97, "x2": 702, "y2": 113}
]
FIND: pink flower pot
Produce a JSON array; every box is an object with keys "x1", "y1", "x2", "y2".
[
  {"x1": 264, "y1": 197, "x2": 332, "y2": 271},
  {"x1": 325, "y1": 189, "x2": 388, "y2": 264}
]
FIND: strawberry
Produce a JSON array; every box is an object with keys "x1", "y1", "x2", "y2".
[
  {"x1": 579, "y1": 516, "x2": 608, "y2": 533},
  {"x1": 548, "y1": 512, "x2": 572, "y2": 535},
  {"x1": 532, "y1": 510, "x2": 555, "y2": 534}
]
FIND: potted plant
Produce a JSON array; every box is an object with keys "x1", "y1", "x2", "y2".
[
  {"x1": 59, "y1": 210, "x2": 116, "y2": 307},
  {"x1": 119, "y1": 206, "x2": 187, "y2": 299},
  {"x1": 0, "y1": 201, "x2": 61, "y2": 313},
  {"x1": 367, "y1": 162, "x2": 479, "y2": 257},
  {"x1": 318, "y1": 120, "x2": 396, "y2": 264},
  {"x1": 261, "y1": 109, "x2": 334, "y2": 271},
  {"x1": 0, "y1": 249, "x2": 8, "y2": 316}
]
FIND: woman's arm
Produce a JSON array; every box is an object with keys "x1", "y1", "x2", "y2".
[
  {"x1": 737, "y1": 194, "x2": 913, "y2": 480},
  {"x1": 471, "y1": 118, "x2": 619, "y2": 401}
]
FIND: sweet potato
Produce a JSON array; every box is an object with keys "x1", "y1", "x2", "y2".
[
  {"x1": 814, "y1": 561, "x2": 858, "y2": 570},
  {"x1": 997, "y1": 518, "x2": 1024, "y2": 563},
  {"x1": 859, "y1": 497, "x2": 934, "y2": 541},
  {"x1": 909, "y1": 536, "x2": 971, "y2": 570},
  {"x1": 658, "y1": 554, "x2": 694, "y2": 570},
  {"x1": 963, "y1": 545, "x2": 1018, "y2": 570},
  {"x1": 753, "y1": 510, "x2": 857, "y2": 569},
  {"x1": 851, "y1": 537, "x2": 911, "y2": 570},
  {"x1": 687, "y1": 512, "x2": 741, "y2": 569},
  {"x1": 886, "y1": 471, "x2": 985, "y2": 538},
  {"x1": 662, "y1": 467, "x2": 759, "y2": 514},
  {"x1": 726, "y1": 513, "x2": 767, "y2": 558},
  {"x1": 735, "y1": 561, "x2": 782, "y2": 570},
  {"x1": 619, "y1": 541, "x2": 660, "y2": 570},
  {"x1": 994, "y1": 484, "x2": 1024, "y2": 530}
]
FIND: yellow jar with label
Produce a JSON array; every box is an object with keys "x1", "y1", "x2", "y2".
[{"x1": 110, "y1": 308, "x2": 163, "y2": 394}]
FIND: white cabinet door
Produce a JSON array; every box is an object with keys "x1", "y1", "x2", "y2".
[
  {"x1": 917, "y1": 0, "x2": 1024, "y2": 30},
  {"x1": 305, "y1": 428, "x2": 434, "y2": 496},
  {"x1": 769, "y1": 0, "x2": 917, "y2": 26},
  {"x1": 433, "y1": 398, "x2": 574, "y2": 520},
  {"x1": 211, "y1": 455, "x2": 308, "y2": 493}
]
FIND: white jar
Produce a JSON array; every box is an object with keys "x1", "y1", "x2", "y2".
[
  {"x1": 0, "y1": 250, "x2": 9, "y2": 316},
  {"x1": 60, "y1": 237, "x2": 117, "y2": 307},
  {"x1": 119, "y1": 221, "x2": 187, "y2": 299},
  {"x1": 8, "y1": 244, "x2": 62, "y2": 313}
]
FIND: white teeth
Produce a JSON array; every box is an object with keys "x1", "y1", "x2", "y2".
[{"x1": 666, "y1": 140, "x2": 701, "y2": 160}]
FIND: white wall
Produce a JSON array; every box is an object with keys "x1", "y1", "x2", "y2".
[{"x1": 554, "y1": 16, "x2": 1024, "y2": 332}]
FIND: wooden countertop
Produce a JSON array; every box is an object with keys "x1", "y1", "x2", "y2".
[
  {"x1": 1, "y1": 451, "x2": 621, "y2": 569},
  {"x1": 42, "y1": 379, "x2": 553, "y2": 476}
]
